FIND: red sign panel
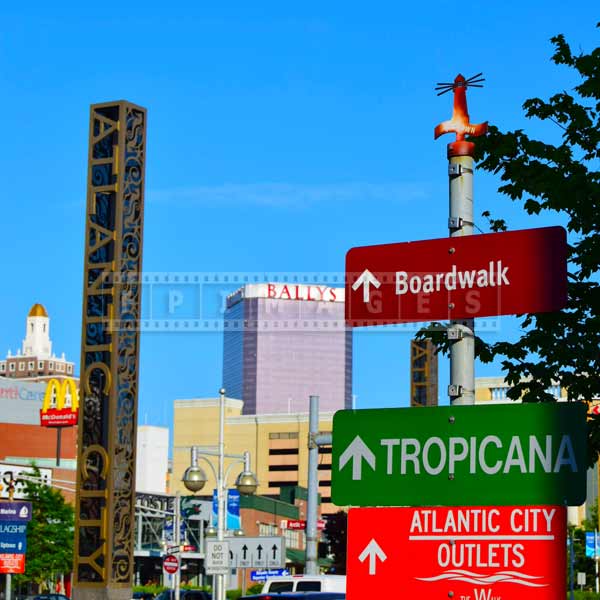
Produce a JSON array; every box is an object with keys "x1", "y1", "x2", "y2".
[
  {"x1": 347, "y1": 506, "x2": 566, "y2": 600},
  {"x1": 163, "y1": 554, "x2": 179, "y2": 574},
  {"x1": 345, "y1": 227, "x2": 567, "y2": 325},
  {"x1": 40, "y1": 408, "x2": 78, "y2": 427},
  {"x1": 0, "y1": 553, "x2": 25, "y2": 574},
  {"x1": 39, "y1": 378, "x2": 79, "y2": 428},
  {"x1": 281, "y1": 519, "x2": 326, "y2": 531}
]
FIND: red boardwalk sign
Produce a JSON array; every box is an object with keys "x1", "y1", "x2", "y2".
[
  {"x1": 345, "y1": 226, "x2": 567, "y2": 325},
  {"x1": 347, "y1": 506, "x2": 566, "y2": 600}
]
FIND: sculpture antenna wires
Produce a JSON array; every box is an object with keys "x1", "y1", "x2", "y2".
[{"x1": 435, "y1": 72, "x2": 485, "y2": 96}]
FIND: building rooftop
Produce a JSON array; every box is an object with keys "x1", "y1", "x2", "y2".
[{"x1": 28, "y1": 303, "x2": 48, "y2": 318}]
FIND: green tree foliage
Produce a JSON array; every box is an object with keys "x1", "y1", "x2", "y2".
[
  {"x1": 323, "y1": 510, "x2": 347, "y2": 574},
  {"x1": 583, "y1": 500, "x2": 599, "y2": 531},
  {"x1": 15, "y1": 466, "x2": 74, "y2": 588},
  {"x1": 424, "y1": 24, "x2": 600, "y2": 463}
]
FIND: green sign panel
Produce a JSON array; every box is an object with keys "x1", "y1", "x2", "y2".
[{"x1": 332, "y1": 403, "x2": 587, "y2": 507}]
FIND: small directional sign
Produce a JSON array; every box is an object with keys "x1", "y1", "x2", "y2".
[
  {"x1": 251, "y1": 568, "x2": 290, "y2": 582},
  {"x1": 0, "y1": 522, "x2": 27, "y2": 554},
  {"x1": 205, "y1": 540, "x2": 230, "y2": 575},
  {"x1": 0, "y1": 502, "x2": 32, "y2": 522},
  {"x1": 162, "y1": 554, "x2": 179, "y2": 575},
  {"x1": 332, "y1": 403, "x2": 587, "y2": 507},
  {"x1": 226, "y1": 536, "x2": 285, "y2": 569}
]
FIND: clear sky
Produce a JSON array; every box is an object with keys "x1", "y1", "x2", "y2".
[{"x1": 0, "y1": 2, "x2": 597, "y2": 430}]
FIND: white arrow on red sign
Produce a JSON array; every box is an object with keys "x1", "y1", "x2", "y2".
[
  {"x1": 358, "y1": 538, "x2": 386, "y2": 575},
  {"x1": 351, "y1": 269, "x2": 381, "y2": 303}
]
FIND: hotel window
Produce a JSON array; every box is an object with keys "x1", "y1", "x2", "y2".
[
  {"x1": 9, "y1": 363, "x2": 15, "y2": 372},
  {"x1": 18, "y1": 362, "x2": 24, "y2": 371},
  {"x1": 283, "y1": 529, "x2": 300, "y2": 549},
  {"x1": 38, "y1": 361, "x2": 44, "y2": 370},
  {"x1": 0, "y1": 363, "x2": 5, "y2": 372},
  {"x1": 269, "y1": 432, "x2": 299, "y2": 440},
  {"x1": 269, "y1": 448, "x2": 299, "y2": 456},
  {"x1": 28, "y1": 361, "x2": 34, "y2": 370},
  {"x1": 258, "y1": 523, "x2": 277, "y2": 537},
  {"x1": 49, "y1": 361, "x2": 54, "y2": 369},
  {"x1": 269, "y1": 464, "x2": 298, "y2": 472},
  {"x1": 268, "y1": 480, "x2": 298, "y2": 488},
  {"x1": 67, "y1": 365, "x2": 73, "y2": 374}
]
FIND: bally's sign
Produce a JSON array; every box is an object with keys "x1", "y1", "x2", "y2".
[{"x1": 39, "y1": 378, "x2": 79, "y2": 427}]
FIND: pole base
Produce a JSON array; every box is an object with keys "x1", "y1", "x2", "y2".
[{"x1": 73, "y1": 587, "x2": 132, "y2": 600}]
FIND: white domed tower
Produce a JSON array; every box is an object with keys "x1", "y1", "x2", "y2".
[
  {"x1": 22, "y1": 303, "x2": 52, "y2": 359},
  {"x1": 0, "y1": 303, "x2": 75, "y2": 379}
]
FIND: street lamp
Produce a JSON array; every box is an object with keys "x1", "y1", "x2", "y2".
[
  {"x1": 181, "y1": 461, "x2": 207, "y2": 493},
  {"x1": 182, "y1": 388, "x2": 259, "y2": 600}
]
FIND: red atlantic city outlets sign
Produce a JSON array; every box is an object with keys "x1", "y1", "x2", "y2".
[
  {"x1": 347, "y1": 505, "x2": 566, "y2": 600},
  {"x1": 345, "y1": 226, "x2": 567, "y2": 325}
]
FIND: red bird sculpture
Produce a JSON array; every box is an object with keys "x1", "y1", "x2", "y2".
[{"x1": 434, "y1": 73, "x2": 488, "y2": 143}]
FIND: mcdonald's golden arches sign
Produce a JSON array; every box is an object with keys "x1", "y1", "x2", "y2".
[{"x1": 39, "y1": 378, "x2": 79, "y2": 427}]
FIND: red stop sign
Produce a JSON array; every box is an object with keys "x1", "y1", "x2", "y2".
[{"x1": 163, "y1": 554, "x2": 179, "y2": 574}]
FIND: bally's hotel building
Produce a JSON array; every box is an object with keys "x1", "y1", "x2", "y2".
[{"x1": 222, "y1": 283, "x2": 352, "y2": 415}]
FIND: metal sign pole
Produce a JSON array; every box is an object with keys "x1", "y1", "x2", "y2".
[
  {"x1": 307, "y1": 396, "x2": 332, "y2": 575},
  {"x1": 174, "y1": 491, "x2": 181, "y2": 600},
  {"x1": 594, "y1": 529, "x2": 600, "y2": 594},
  {"x1": 570, "y1": 532, "x2": 575, "y2": 600},
  {"x1": 447, "y1": 150, "x2": 475, "y2": 406},
  {"x1": 435, "y1": 73, "x2": 487, "y2": 407},
  {"x1": 306, "y1": 396, "x2": 320, "y2": 575}
]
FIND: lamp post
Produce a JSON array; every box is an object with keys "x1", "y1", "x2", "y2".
[{"x1": 182, "y1": 388, "x2": 258, "y2": 600}]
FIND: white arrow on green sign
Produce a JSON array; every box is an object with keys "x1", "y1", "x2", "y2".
[{"x1": 332, "y1": 402, "x2": 587, "y2": 507}]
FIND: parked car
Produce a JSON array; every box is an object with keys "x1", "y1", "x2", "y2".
[
  {"x1": 132, "y1": 592, "x2": 155, "y2": 600},
  {"x1": 33, "y1": 594, "x2": 71, "y2": 600},
  {"x1": 261, "y1": 575, "x2": 346, "y2": 594},
  {"x1": 154, "y1": 590, "x2": 211, "y2": 600}
]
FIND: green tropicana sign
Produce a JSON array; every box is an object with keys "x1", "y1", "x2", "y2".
[{"x1": 331, "y1": 403, "x2": 587, "y2": 507}]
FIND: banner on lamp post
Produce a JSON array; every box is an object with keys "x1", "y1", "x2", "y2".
[{"x1": 211, "y1": 489, "x2": 241, "y2": 531}]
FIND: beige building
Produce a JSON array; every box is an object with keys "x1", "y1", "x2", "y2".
[
  {"x1": 173, "y1": 398, "x2": 336, "y2": 514},
  {"x1": 475, "y1": 376, "x2": 565, "y2": 403}
]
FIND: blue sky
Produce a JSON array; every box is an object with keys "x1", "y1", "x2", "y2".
[{"x1": 0, "y1": 3, "x2": 597, "y2": 429}]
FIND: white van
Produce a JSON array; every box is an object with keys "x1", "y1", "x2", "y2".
[{"x1": 261, "y1": 574, "x2": 346, "y2": 593}]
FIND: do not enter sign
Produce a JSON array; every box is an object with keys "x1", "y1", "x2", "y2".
[{"x1": 163, "y1": 554, "x2": 179, "y2": 574}]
